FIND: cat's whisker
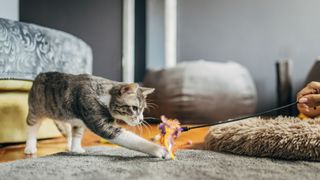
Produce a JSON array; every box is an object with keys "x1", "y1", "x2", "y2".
[
  {"x1": 147, "y1": 102, "x2": 158, "y2": 108},
  {"x1": 140, "y1": 123, "x2": 144, "y2": 135},
  {"x1": 146, "y1": 103, "x2": 158, "y2": 110},
  {"x1": 145, "y1": 106, "x2": 157, "y2": 112},
  {"x1": 141, "y1": 124, "x2": 145, "y2": 135},
  {"x1": 136, "y1": 123, "x2": 142, "y2": 135},
  {"x1": 145, "y1": 107, "x2": 151, "y2": 113},
  {"x1": 142, "y1": 121, "x2": 152, "y2": 137},
  {"x1": 147, "y1": 106, "x2": 156, "y2": 111},
  {"x1": 146, "y1": 100, "x2": 155, "y2": 104},
  {"x1": 146, "y1": 98, "x2": 156, "y2": 103},
  {"x1": 147, "y1": 104, "x2": 158, "y2": 109},
  {"x1": 128, "y1": 123, "x2": 139, "y2": 134},
  {"x1": 146, "y1": 104, "x2": 155, "y2": 109},
  {"x1": 131, "y1": 125, "x2": 137, "y2": 134},
  {"x1": 142, "y1": 120, "x2": 153, "y2": 129},
  {"x1": 147, "y1": 101, "x2": 157, "y2": 105},
  {"x1": 141, "y1": 123, "x2": 149, "y2": 138}
]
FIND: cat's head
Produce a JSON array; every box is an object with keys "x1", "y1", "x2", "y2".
[{"x1": 108, "y1": 83, "x2": 154, "y2": 126}]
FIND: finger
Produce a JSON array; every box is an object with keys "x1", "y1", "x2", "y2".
[
  {"x1": 308, "y1": 81, "x2": 320, "y2": 89},
  {"x1": 297, "y1": 103, "x2": 310, "y2": 112},
  {"x1": 301, "y1": 82, "x2": 320, "y2": 95},
  {"x1": 297, "y1": 88, "x2": 312, "y2": 101},
  {"x1": 297, "y1": 81, "x2": 320, "y2": 100},
  {"x1": 297, "y1": 87, "x2": 317, "y2": 100},
  {"x1": 298, "y1": 97, "x2": 308, "y2": 103},
  {"x1": 299, "y1": 94, "x2": 320, "y2": 108}
]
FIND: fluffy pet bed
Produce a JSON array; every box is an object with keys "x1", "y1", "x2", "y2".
[{"x1": 204, "y1": 116, "x2": 320, "y2": 161}]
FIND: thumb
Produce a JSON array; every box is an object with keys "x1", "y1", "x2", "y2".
[{"x1": 299, "y1": 94, "x2": 320, "y2": 107}]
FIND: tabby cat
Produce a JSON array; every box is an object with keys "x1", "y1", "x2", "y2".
[{"x1": 24, "y1": 72, "x2": 168, "y2": 159}]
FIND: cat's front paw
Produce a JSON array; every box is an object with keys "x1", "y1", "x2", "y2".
[
  {"x1": 151, "y1": 147, "x2": 171, "y2": 159},
  {"x1": 24, "y1": 146, "x2": 37, "y2": 154},
  {"x1": 70, "y1": 147, "x2": 86, "y2": 153}
]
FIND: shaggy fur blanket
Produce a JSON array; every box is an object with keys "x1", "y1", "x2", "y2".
[{"x1": 204, "y1": 116, "x2": 320, "y2": 161}]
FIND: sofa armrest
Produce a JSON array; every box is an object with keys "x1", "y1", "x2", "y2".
[{"x1": 0, "y1": 17, "x2": 92, "y2": 80}]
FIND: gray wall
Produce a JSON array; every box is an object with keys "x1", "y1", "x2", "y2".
[
  {"x1": 20, "y1": 0, "x2": 122, "y2": 81},
  {"x1": 146, "y1": 0, "x2": 165, "y2": 70},
  {"x1": 0, "y1": 0, "x2": 19, "y2": 20},
  {"x1": 178, "y1": 0, "x2": 320, "y2": 111}
]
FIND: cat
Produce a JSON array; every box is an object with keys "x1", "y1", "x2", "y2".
[{"x1": 24, "y1": 72, "x2": 169, "y2": 159}]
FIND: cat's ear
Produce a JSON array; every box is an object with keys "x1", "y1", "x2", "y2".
[
  {"x1": 120, "y1": 83, "x2": 139, "y2": 95},
  {"x1": 140, "y1": 87, "x2": 155, "y2": 97}
]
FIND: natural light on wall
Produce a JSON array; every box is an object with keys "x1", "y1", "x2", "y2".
[
  {"x1": 0, "y1": 0, "x2": 19, "y2": 20},
  {"x1": 122, "y1": 0, "x2": 135, "y2": 83},
  {"x1": 146, "y1": 0, "x2": 177, "y2": 70},
  {"x1": 164, "y1": 0, "x2": 177, "y2": 68}
]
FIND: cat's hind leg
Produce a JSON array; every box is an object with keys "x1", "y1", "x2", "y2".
[
  {"x1": 70, "y1": 126, "x2": 85, "y2": 153},
  {"x1": 24, "y1": 115, "x2": 42, "y2": 154},
  {"x1": 54, "y1": 121, "x2": 72, "y2": 151}
]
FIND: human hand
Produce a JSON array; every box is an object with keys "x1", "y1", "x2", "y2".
[{"x1": 297, "y1": 81, "x2": 320, "y2": 111}]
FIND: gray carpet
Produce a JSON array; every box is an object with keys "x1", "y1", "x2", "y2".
[{"x1": 1, "y1": 146, "x2": 320, "y2": 180}]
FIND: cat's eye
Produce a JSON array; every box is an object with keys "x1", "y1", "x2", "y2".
[{"x1": 132, "y1": 106, "x2": 138, "y2": 111}]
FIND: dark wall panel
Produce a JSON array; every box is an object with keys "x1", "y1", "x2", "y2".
[
  {"x1": 134, "y1": 0, "x2": 146, "y2": 82},
  {"x1": 20, "y1": 0, "x2": 122, "y2": 81}
]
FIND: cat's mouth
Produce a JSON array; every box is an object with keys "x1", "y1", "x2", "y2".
[
  {"x1": 114, "y1": 116, "x2": 142, "y2": 126},
  {"x1": 120, "y1": 119, "x2": 141, "y2": 126}
]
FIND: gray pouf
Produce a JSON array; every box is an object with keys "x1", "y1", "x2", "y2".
[{"x1": 143, "y1": 60, "x2": 257, "y2": 124}]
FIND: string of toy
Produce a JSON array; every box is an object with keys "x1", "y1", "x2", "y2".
[
  {"x1": 145, "y1": 101, "x2": 298, "y2": 132},
  {"x1": 181, "y1": 101, "x2": 299, "y2": 132}
]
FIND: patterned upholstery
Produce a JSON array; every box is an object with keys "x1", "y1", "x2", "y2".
[
  {"x1": 0, "y1": 18, "x2": 92, "y2": 143},
  {"x1": 0, "y1": 18, "x2": 92, "y2": 80}
]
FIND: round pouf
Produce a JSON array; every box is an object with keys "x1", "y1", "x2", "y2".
[{"x1": 143, "y1": 60, "x2": 257, "y2": 124}]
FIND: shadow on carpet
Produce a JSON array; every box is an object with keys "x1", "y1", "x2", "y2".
[{"x1": 1, "y1": 146, "x2": 320, "y2": 180}]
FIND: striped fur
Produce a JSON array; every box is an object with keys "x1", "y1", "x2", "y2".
[{"x1": 27, "y1": 72, "x2": 151, "y2": 138}]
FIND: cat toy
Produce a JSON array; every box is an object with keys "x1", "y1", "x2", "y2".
[
  {"x1": 157, "y1": 116, "x2": 183, "y2": 160},
  {"x1": 149, "y1": 101, "x2": 299, "y2": 159}
]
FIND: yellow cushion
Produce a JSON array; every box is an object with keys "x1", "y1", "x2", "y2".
[
  {"x1": 0, "y1": 80, "x2": 61, "y2": 143},
  {"x1": 0, "y1": 80, "x2": 32, "y2": 91}
]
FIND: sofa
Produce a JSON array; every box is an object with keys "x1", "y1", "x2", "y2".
[{"x1": 0, "y1": 18, "x2": 92, "y2": 143}]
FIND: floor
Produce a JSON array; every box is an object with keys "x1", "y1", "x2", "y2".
[{"x1": 0, "y1": 124, "x2": 209, "y2": 163}]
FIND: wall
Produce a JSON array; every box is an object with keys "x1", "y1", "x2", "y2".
[
  {"x1": 177, "y1": 0, "x2": 320, "y2": 111},
  {"x1": 135, "y1": 0, "x2": 147, "y2": 82},
  {"x1": 20, "y1": 0, "x2": 122, "y2": 81},
  {"x1": 146, "y1": 0, "x2": 165, "y2": 70},
  {"x1": 0, "y1": 0, "x2": 19, "y2": 20}
]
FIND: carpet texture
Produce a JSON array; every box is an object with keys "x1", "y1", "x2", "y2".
[
  {"x1": 1, "y1": 146, "x2": 320, "y2": 180},
  {"x1": 204, "y1": 117, "x2": 320, "y2": 161}
]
